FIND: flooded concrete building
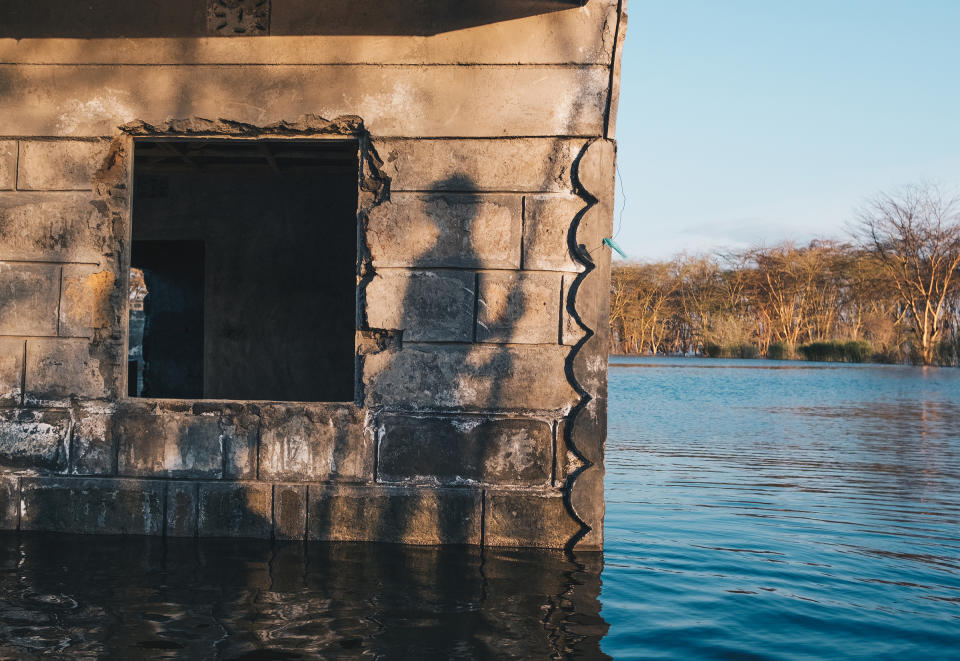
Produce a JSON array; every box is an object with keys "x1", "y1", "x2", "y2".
[{"x1": 0, "y1": 0, "x2": 625, "y2": 549}]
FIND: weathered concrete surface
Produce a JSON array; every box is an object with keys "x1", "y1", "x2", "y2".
[
  {"x1": 307, "y1": 485, "x2": 482, "y2": 545},
  {"x1": 476, "y1": 271, "x2": 561, "y2": 344},
  {"x1": 24, "y1": 338, "x2": 110, "y2": 405},
  {"x1": 114, "y1": 403, "x2": 260, "y2": 480},
  {"x1": 70, "y1": 405, "x2": 114, "y2": 474},
  {"x1": 0, "y1": 474, "x2": 591, "y2": 547},
  {"x1": 58, "y1": 264, "x2": 115, "y2": 338},
  {"x1": 364, "y1": 344, "x2": 576, "y2": 412},
  {"x1": 116, "y1": 408, "x2": 225, "y2": 479},
  {"x1": 219, "y1": 406, "x2": 260, "y2": 480},
  {"x1": 197, "y1": 482, "x2": 273, "y2": 538},
  {"x1": 274, "y1": 484, "x2": 307, "y2": 540},
  {"x1": 0, "y1": 2, "x2": 618, "y2": 64},
  {"x1": 0, "y1": 408, "x2": 70, "y2": 471},
  {"x1": 19, "y1": 477, "x2": 165, "y2": 535},
  {"x1": 259, "y1": 404, "x2": 371, "y2": 483},
  {"x1": 0, "y1": 262, "x2": 60, "y2": 336},
  {"x1": 562, "y1": 272, "x2": 588, "y2": 346},
  {"x1": 0, "y1": 474, "x2": 16, "y2": 529},
  {"x1": 485, "y1": 491, "x2": 582, "y2": 548},
  {"x1": 605, "y1": 1, "x2": 629, "y2": 140},
  {"x1": 0, "y1": 66, "x2": 608, "y2": 137},
  {"x1": 16, "y1": 140, "x2": 110, "y2": 190},
  {"x1": 378, "y1": 139, "x2": 588, "y2": 192},
  {"x1": 564, "y1": 138, "x2": 616, "y2": 551},
  {"x1": 365, "y1": 270, "x2": 475, "y2": 342},
  {"x1": 377, "y1": 415, "x2": 553, "y2": 486},
  {"x1": 553, "y1": 419, "x2": 585, "y2": 488},
  {"x1": 0, "y1": 337, "x2": 24, "y2": 406},
  {"x1": 166, "y1": 482, "x2": 197, "y2": 537},
  {"x1": 366, "y1": 194, "x2": 521, "y2": 269},
  {"x1": 0, "y1": 193, "x2": 111, "y2": 263},
  {"x1": 523, "y1": 194, "x2": 586, "y2": 271},
  {"x1": 0, "y1": 141, "x2": 15, "y2": 190},
  {"x1": 0, "y1": 0, "x2": 624, "y2": 549}
]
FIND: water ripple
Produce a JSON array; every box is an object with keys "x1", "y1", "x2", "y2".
[{"x1": 602, "y1": 358, "x2": 960, "y2": 659}]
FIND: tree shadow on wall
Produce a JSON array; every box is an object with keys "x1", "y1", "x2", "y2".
[{"x1": 343, "y1": 172, "x2": 537, "y2": 548}]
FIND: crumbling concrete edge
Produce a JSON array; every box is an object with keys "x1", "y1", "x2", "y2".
[
  {"x1": 118, "y1": 114, "x2": 366, "y2": 138},
  {"x1": 562, "y1": 139, "x2": 601, "y2": 551},
  {"x1": 603, "y1": 0, "x2": 628, "y2": 139},
  {"x1": 353, "y1": 129, "x2": 396, "y2": 405}
]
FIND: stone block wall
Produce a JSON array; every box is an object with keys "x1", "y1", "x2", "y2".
[{"x1": 0, "y1": 0, "x2": 626, "y2": 549}]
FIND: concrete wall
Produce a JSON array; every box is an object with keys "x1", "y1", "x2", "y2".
[{"x1": 0, "y1": 0, "x2": 626, "y2": 549}]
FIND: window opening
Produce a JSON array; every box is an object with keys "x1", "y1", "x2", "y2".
[{"x1": 129, "y1": 139, "x2": 358, "y2": 401}]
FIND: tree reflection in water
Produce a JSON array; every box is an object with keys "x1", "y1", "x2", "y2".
[{"x1": 0, "y1": 532, "x2": 608, "y2": 659}]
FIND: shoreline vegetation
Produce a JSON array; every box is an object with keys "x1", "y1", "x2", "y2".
[{"x1": 609, "y1": 185, "x2": 960, "y2": 367}]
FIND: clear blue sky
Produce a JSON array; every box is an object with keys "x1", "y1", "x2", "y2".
[{"x1": 614, "y1": 0, "x2": 960, "y2": 261}]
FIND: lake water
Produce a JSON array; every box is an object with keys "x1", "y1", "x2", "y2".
[
  {"x1": 604, "y1": 357, "x2": 960, "y2": 659},
  {"x1": 1, "y1": 358, "x2": 959, "y2": 659}
]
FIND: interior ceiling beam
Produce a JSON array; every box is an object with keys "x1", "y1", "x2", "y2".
[
  {"x1": 258, "y1": 144, "x2": 281, "y2": 174},
  {"x1": 135, "y1": 140, "x2": 360, "y2": 174},
  {"x1": 158, "y1": 142, "x2": 200, "y2": 171},
  {"x1": 136, "y1": 164, "x2": 358, "y2": 175}
]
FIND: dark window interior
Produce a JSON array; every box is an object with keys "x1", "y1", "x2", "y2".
[{"x1": 130, "y1": 139, "x2": 358, "y2": 402}]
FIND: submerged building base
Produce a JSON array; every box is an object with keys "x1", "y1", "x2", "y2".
[{"x1": 1, "y1": 475, "x2": 580, "y2": 547}]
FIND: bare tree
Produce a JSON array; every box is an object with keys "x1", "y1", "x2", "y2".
[
  {"x1": 855, "y1": 184, "x2": 960, "y2": 365},
  {"x1": 609, "y1": 200, "x2": 960, "y2": 364}
]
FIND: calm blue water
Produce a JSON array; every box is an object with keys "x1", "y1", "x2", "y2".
[
  {"x1": 603, "y1": 357, "x2": 960, "y2": 659},
  {"x1": 1, "y1": 358, "x2": 958, "y2": 659}
]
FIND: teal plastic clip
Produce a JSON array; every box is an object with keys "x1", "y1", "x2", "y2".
[{"x1": 602, "y1": 237, "x2": 627, "y2": 258}]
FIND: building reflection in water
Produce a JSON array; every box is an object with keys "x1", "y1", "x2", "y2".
[{"x1": 0, "y1": 532, "x2": 609, "y2": 659}]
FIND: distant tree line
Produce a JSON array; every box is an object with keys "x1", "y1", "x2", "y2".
[{"x1": 610, "y1": 185, "x2": 960, "y2": 366}]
